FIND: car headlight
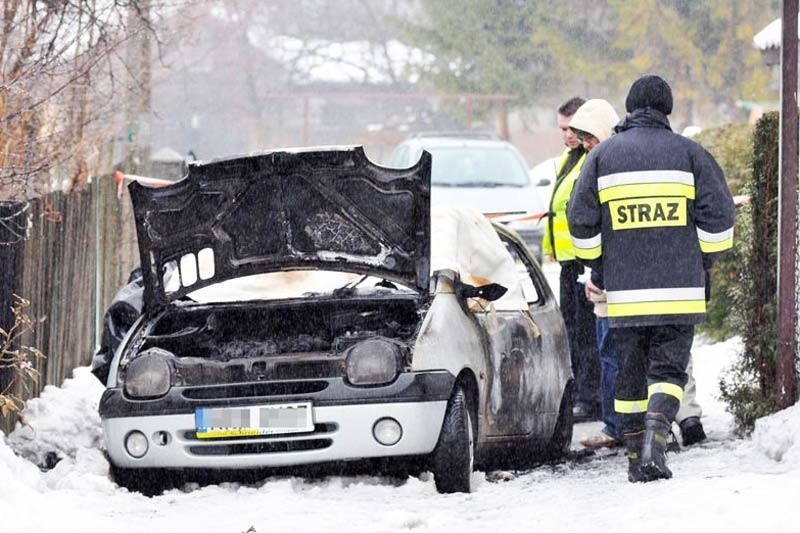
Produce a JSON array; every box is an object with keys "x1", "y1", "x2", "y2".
[
  {"x1": 345, "y1": 338, "x2": 401, "y2": 386},
  {"x1": 123, "y1": 348, "x2": 172, "y2": 399}
]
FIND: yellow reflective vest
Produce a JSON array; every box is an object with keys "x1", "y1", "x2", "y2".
[{"x1": 543, "y1": 149, "x2": 587, "y2": 261}]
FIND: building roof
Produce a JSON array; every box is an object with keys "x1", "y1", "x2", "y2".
[{"x1": 753, "y1": 16, "x2": 800, "y2": 50}]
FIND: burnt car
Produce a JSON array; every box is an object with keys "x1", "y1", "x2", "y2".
[{"x1": 98, "y1": 147, "x2": 572, "y2": 494}]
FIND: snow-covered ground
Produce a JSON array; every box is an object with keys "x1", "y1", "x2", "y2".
[
  {"x1": 3, "y1": 338, "x2": 799, "y2": 532},
  {"x1": 2, "y1": 265, "x2": 799, "y2": 532}
]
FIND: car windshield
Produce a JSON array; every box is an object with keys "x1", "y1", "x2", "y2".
[{"x1": 421, "y1": 145, "x2": 531, "y2": 187}]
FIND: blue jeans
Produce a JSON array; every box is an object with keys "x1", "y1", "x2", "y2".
[{"x1": 596, "y1": 317, "x2": 621, "y2": 440}]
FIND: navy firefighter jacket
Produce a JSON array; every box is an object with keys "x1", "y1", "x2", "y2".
[{"x1": 566, "y1": 108, "x2": 735, "y2": 328}]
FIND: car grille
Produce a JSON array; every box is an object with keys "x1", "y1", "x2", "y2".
[
  {"x1": 181, "y1": 423, "x2": 337, "y2": 441},
  {"x1": 189, "y1": 439, "x2": 333, "y2": 456},
  {"x1": 184, "y1": 423, "x2": 337, "y2": 456},
  {"x1": 181, "y1": 380, "x2": 329, "y2": 400}
]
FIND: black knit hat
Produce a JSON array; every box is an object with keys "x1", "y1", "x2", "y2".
[{"x1": 625, "y1": 74, "x2": 673, "y2": 115}]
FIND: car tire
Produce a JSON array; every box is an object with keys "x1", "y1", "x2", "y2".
[
  {"x1": 431, "y1": 385, "x2": 474, "y2": 494},
  {"x1": 109, "y1": 465, "x2": 166, "y2": 496},
  {"x1": 544, "y1": 381, "x2": 574, "y2": 459}
]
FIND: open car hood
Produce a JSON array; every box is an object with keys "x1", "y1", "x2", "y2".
[{"x1": 130, "y1": 146, "x2": 431, "y2": 314}]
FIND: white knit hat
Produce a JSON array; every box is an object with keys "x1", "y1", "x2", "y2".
[{"x1": 568, "y1": 99, "x2": 620, "y2": 142}]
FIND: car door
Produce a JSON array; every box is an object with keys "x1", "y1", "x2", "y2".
[
  {"x1": 476, "y1": 236, "x2": 546, "y2": 438},
  {"x1": 503, "y1": 234, "x2": 571, "y2": 437}
]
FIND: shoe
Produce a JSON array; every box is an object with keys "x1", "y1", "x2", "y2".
[
  {"x1": 679, "y1": 416, "x2": 707, "y2": 446},
  {"x1": 623, "y1": 430, "x2": 645, "y2": 483},
  {"x1": 580, "y1": 431, "x2": 622, "y2": 449},
  {"x1": 572, "y1": 403, "x2": 598, "y2": 423},
  {"x1": 639, "y1": 412, "x2": 673, "y2": 482}
]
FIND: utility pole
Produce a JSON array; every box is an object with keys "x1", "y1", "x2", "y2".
[{"x1": 777, "y1": 0, "x2": 799, "y2": 410}]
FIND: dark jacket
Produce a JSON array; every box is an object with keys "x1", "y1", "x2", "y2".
[{"x1": 567, "y1": 108, "x2": 735, "y2": 327}]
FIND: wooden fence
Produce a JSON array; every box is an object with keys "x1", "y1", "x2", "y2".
[{"x1": 0, "y1": 174, "x2": 139, "y2": 434}]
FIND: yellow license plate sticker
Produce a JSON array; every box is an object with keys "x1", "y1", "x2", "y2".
[
  {"x1": 195, "y1": 402, "x2": 313, "y2": 439},
  {"x1": 609, "y1": 196, "x2": 687, "y2": 230}
]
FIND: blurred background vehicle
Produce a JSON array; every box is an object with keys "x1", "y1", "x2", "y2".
[
  {"x1": 388, "y1": 132, "x2": 549, "y2": 262},
  {"x1": 529, "y1": 156, "x2": 558, "y2": 208}
]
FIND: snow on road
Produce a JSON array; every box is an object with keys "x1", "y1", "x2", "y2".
[{"x1": 1, "y1": 261, "x2": 798, "y2": 532}]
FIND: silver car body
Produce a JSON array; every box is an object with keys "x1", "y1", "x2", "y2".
[{"x1": 99, "y1": 147, "x2": 570, "y2": 475}]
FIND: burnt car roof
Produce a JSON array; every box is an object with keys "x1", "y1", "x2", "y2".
[{"x1": 130, "y1": 146, "x2": 431, "y2": 314}]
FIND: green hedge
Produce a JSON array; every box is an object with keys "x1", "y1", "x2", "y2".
[
  {"x1": 717, "y1": 112, "x2": 781, "y2": 431},
  {"x1": 694, "y1": 124, "x2": 752, "y2": 341}
]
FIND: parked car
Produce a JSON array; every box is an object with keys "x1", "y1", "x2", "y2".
[
  {"x1": 388, "y1": 132, "x2": 549, "y2": 262},
  {"x1": 97, "y1": 146, "x2": 572, "y2": 494},
  {"x1": 529, "y1": 155, "x2": 558, "y2": 208}
]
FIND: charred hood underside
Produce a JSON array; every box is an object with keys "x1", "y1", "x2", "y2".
[{"x1": 129, "y1": 147, "x2": 431, "y2": 314}]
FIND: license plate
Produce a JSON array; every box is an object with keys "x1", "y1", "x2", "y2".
[{"x1": 195, "y1": 402, "x2": 313, "y2": 439}]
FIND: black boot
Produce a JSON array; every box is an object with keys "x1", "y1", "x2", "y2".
[
  {"x1": 623, "y1": 430, "x2": 645, "y2": 483},
  {"x1": 640, "y1": 412, "x2": 673, "y2": 481},
  {"x1": 679, "y1": 416, "x2": 707, "y2": 446}
]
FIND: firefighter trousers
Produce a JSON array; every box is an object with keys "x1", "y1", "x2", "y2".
[{"x1": 612, "y1": 324, "x2": 694, "y2": 434}]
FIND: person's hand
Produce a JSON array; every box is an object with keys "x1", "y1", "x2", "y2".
[
  {"x1": 584, "y1": 278, "x2": 603, "y2": 300},
  {"x1": 544, "y1": 254, "x2": 555, "y2": 263}
]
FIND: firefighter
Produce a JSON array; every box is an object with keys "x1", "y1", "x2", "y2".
[
  {"x1": 566, "y1": 74, "x2": 735, "y2": 482},
  {"x1": 544, "y1": 96, "x2": 601, "y2": 422}
]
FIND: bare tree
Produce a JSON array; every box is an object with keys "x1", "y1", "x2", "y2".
[{"x1": 0, "y1": 0, "x2": 177, "y2": 202}]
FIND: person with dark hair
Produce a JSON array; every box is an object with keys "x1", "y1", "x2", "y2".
[
  {"x1": 544, "y1": 96, "x2": 601, "y2": 422},
  {"x1": 567, "y1": 74, "x2": 735, "y2": 482}
]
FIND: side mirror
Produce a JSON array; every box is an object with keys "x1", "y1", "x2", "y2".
[
  {"x1": 457, "y1": 282, "x2": 508, "y2": 302},
  {"x1": 536, "y1": 178, "x2": 551, "y2": 187}
]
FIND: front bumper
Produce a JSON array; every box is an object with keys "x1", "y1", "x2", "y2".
[{"x1": 101, "y1": 371, "x2": 453, "y2": 469}]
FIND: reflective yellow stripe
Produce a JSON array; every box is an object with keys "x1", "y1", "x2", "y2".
[
  {"x1": 571, "y1": 233, "x2": 602, "y2": 260},
  {"x1": 697, "y1": 226, "x2": 734, "y2": 253},
  {"x1": 598, "y1": 183, "x2": 696, "y2": 204},
  {"x1": 599, "y1": 170, "x2": 694, "y2": 190},
  {"x1": 699, "y1": 236, "x2": 733, "y2": 253},
  {"x1": 608, "y1": 299, "x2": 706, "y2": 317},
  {"x1": 574, "y1": 245, "x2": 602, "y2": 260},
  {"x1": 615, "y1": 398, "x2": 648, "y2": 414},
  {"x1": 648, "y1": 382, "x2": 684, "y2": 402},
  {"x1": 607, "y1": 287, "x2": 704, "y2": 303}
]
